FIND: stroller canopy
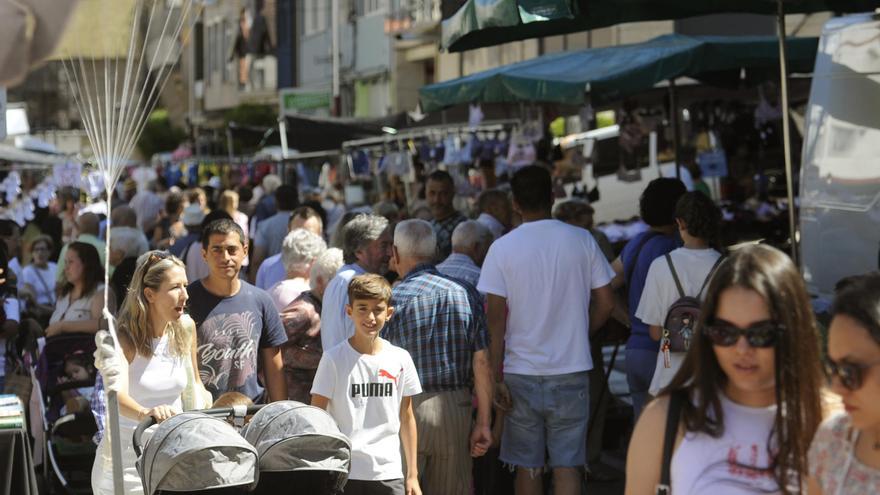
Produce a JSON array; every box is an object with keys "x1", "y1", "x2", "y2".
[
  {"x1": 137, "y1": 412, "x2": 259, "y2": 495},
  {"x1": 242, "y1": 401, "x2": 351, "y2": 474}
]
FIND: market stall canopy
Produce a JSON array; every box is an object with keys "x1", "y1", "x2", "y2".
[
  {"x1": 230, "y1": 113, "x2": 416, "y2": 153},
  {"x1": 441, "y1": 0, "x2": 879, "y2": 52},
  {"x1": 0, "y1": 144, "x2": 67, "y2": 165},
  {"x1": 420, "y1": 34, "x2": 818, "y2": 112}
]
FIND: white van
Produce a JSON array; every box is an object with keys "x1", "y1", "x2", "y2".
[{"x1": 799, "y1": 12, "x2": 880, "y2": 301}]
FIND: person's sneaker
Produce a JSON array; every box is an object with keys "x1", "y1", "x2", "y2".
[{"x1": 585, "y1": 462, "x2": 623, "y2": 482}]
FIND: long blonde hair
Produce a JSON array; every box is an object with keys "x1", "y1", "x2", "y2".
[{"x1": 117, "y1": 250, "x2": 190, "y2": 358}]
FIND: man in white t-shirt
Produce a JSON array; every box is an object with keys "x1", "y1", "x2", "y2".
[
  {"x1": 311, "y1": 274, "x2": 421, "y2": 495},
  {"x1": 636, "y1": 191, "x2": 723, "y2": 395},
  {"x1": 320, "y1": 214, "x2": 391, "y2": 351},
  {"x1": 477, "y1": 165, "x2": 615, "y2": 495}
]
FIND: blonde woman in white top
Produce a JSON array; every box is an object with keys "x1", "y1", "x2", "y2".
[{"x1": 91, "y1": 250, "x2": 201, "y2": 495}]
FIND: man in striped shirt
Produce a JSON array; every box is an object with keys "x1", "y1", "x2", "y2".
[{"x1": 383, "y1": 219, "x2": 493, "y2": 495}]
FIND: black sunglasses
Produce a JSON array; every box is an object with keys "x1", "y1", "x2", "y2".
[
  {"x1": 703, "y1": 319, "x2": 782, "y2": 348},
  {"x1": 142, "y1": 251, "x2": 171, "y2": 282},
  {"x1": 823, "y1": 357, "x2": 880, "y2": 391}
]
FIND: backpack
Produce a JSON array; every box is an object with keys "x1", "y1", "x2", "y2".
[{"x1": 661, "y1": 254, "x2": 724, "y2": 352}]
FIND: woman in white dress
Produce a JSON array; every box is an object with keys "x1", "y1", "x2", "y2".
[
  {"x1": 91, "y1": 250, "x2": 200, "y2": 495},
  {"x1": 625, "y1": 244, "x2": 825, "y2": 495}
]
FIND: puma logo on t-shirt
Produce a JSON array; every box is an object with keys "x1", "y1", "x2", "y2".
[
  {"x1": 378, "y1": 368, "x2": 399, "y2": 384},
  {"x1": 350, "y1": 382, "x2": 394, "y2": 398}
]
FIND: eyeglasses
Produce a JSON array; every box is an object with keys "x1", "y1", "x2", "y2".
[
  {"x1": 823, "y1": 357, "x2": 880, "y2": 391},
  {"x1": 703, "y1": 319, "x2": 782, "y2": 348}
]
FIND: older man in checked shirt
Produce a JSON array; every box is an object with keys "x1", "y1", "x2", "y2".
[{"x1": 382, "y1": 219, "x2": 493, "y2": 495}]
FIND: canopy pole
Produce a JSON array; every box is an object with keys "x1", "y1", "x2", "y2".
[
  {"x1": 777, "y1": 0, "x2": 799, "y2": 266},
  {"x1": 669, "y1": 78, "x2": 682, "y2": 180},
  {"x1": 226, "y1": 126, "x2": 235, "y2": 163}
]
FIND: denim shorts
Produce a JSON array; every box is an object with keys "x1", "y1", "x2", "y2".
[{"x1": 500, "y1": 371, "x2": 590, "y2": 469}]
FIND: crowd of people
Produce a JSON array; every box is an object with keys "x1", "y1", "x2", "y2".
[{"x1": 0, "y1": 164, "x2": 878, "y2": 495}]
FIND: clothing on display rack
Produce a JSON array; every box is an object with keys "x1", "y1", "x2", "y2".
[{"x1": 348, "y1": 150, "x2": 371, "y2": 179}]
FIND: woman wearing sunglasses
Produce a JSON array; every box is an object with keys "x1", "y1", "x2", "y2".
[
  {"x1": 625, "y1": 244, "x2": 824, "y2": 494},
  {"x1": 807, "y1": 272, "x2": 880, "y2": 494}
]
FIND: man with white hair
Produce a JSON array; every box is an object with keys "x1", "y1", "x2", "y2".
[
  {"x1": 382, "y1": 219, "x2": 493, "y2": 495},
  {"x1": 267, "y1": 229, "x2": 326, "y2": 312},
  {"x1": 319, "y1": 214, "x2": 391, "y2": 351},
  {"x1": 437, "y1": 220, "x2": 494, "y2": 288},
  {"x1": 279, "y1": 248, "x2": 343, "y2": 402}
]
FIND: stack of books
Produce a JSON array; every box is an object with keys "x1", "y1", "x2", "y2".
[{"x1": 0, "y1": 394, "x2": 24, "y2": 429}]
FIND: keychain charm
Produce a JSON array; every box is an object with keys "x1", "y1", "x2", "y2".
[{"x1": 661, "y1": 329, "x2": 672, "y2": 368}]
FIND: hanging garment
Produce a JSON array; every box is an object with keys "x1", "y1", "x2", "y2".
[{"x1": 348, "y1": 150, "x2": 371, "y2": 178}]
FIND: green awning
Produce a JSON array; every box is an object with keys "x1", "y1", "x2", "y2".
[
  {"x1": 420, "y1": 34, "x2": 818, "y2": 111},
  {"x1": 442, "y1": 0, "x2": 879, "y2": 52}
]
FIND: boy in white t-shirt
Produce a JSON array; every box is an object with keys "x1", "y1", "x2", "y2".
[
  {"x1": 311, "y1": 274, "x2": 422, "y2": 495},
  {"x1": 636, "y1": 191, "x2": 723, "y2": 395}
]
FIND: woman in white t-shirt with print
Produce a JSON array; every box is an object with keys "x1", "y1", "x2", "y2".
[
  {"x1": 636, "y1": 192, "x2": 722, "y2": 394},
  {"x1": 625, "y1": 244, "x2": 825, "y2": 495},
  {"x1": 807, "y1": 272, "x2": 880, "y2": 495}
]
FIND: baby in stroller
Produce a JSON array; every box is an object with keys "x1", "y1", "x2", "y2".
[{"x1": 58, "y1": 351, "x2": 95, "y2": 415}]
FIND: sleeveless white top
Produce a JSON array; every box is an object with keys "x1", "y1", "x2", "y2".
[
  {"x1": 671, "y1": 393, "x2": 781, "y2": 494},
  {"x1": 119, "y1": 332, "x2": 187, "y2": 429},
  {"x1": 92, "y1": 332, "x2": 188, "y2": 495},
  {"x1": 49, "y1": 285, "x2": 104, "y2": 324}
]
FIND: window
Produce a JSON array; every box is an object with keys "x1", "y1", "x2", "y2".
[
  {"x1": 304, "y1": 0, "x2": 327, "y2": 35},
  {"x1": 205, "y1": 24, "x2": 215, "y2": 83},
  {"x1": 194, "y1": 22, "x2": 203, "y2": 81},
  {"x1": 358, "y1": 0, "x2": 386, "y2": 16}
]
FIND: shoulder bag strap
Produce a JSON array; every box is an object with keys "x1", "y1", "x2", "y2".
[
  {"x1": 664, "y1": 254, "x2": 685, "y2": 298},
  {"x1": 625, "y1": 231, "x2": 661, "y2": 290},
  {"x1": 697, "y1": 255, "x2": 726, "y2": 299},
  {"x1": 33, "y1": 267, "x2": 55, "y2": 305},
  {"x1": 657, "y1": 390, "x2": 685, "y2": 495}
]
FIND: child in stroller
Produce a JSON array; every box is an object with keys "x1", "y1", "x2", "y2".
[
  {"x1": 33, "y1": 333, "x2": 99, "y2": 494},
  {"x1": 58, "y1": 351, "x2": 95, "y2": 416}
]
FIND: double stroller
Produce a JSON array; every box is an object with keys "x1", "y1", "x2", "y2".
[{"x1": 133, "y1": 400, "x2": 352, "y2": 494}]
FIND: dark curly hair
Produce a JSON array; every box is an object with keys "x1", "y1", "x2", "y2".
[
  {"x1": 639, "y1": 178, "x2": 686, "y2": 227},
  {"x1": 675, "y1": 191, "x2": 721, "y2": 246}
]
